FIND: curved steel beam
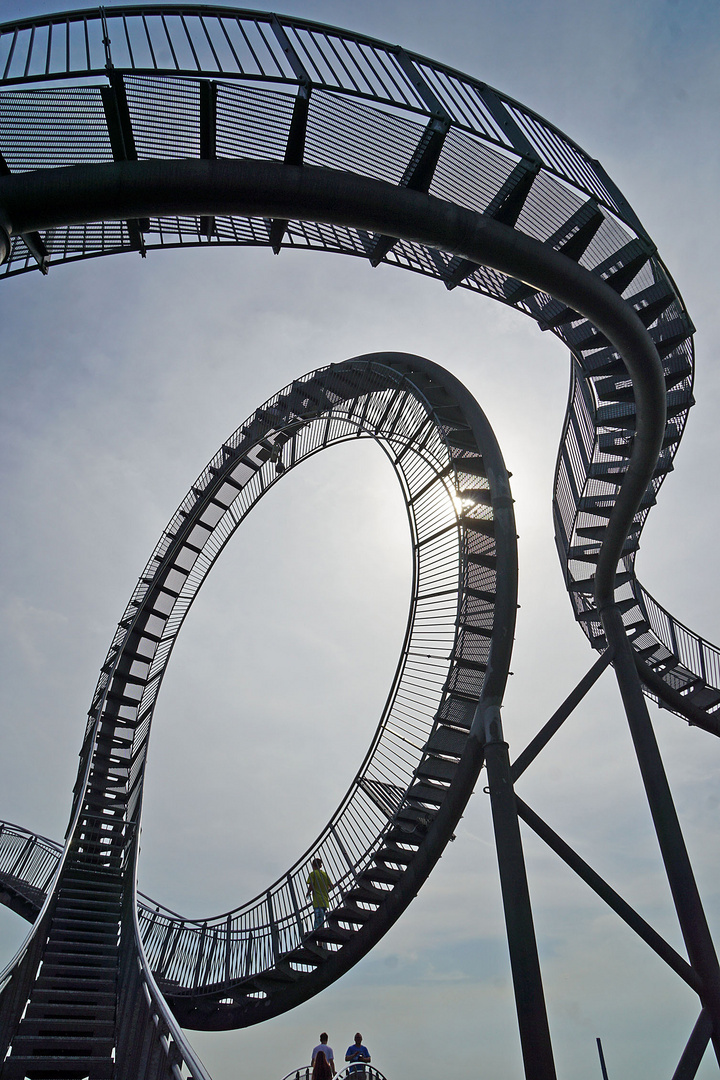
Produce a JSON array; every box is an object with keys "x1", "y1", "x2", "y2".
[{"x1": 0, "y1": 156, "x2": 667, "y2": 615}]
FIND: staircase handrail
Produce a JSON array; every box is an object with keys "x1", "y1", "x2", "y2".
[{"x1": 279, "y1": 1065, "x2": 387, "y2": 1080}]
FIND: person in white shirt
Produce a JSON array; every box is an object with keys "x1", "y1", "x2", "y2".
[{"x1": 311, "y1": 1033, "x2": 336, "y2": 1076}]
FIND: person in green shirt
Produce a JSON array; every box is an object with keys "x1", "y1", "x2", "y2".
[{"x1": 306, "y1": 857, "x2": 332, "y2": 929}]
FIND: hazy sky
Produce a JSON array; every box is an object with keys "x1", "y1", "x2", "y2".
[{"x1": 0, "y1": 1, "x2": 719, "y2": 1078}]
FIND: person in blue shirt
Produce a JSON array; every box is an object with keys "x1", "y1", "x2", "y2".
[{"x1": 345, "y1": 1033, "x2": 371, "y2": 1074}]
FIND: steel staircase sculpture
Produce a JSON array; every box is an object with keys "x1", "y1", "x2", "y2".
[
  {"x1": 0, "y1": 6, "x2": 718, "y2": 1079},
  {"x1": 0, "y1": 5, "x2": 711, "y2": 732},
  {"x1": 0, "y1": 351, "x2": 519, "y2": 1073}
]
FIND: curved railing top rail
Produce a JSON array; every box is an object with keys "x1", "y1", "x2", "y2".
[
  {"x1": 280, "y1": 1066, "x2": 387, "y2": 1080},
  {"x1": 0, "y1": 5, "x2": 648, "y2": 235}
]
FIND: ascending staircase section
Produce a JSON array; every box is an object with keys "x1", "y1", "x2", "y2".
[
  {"x1": 0, "y1": 758, "x2": 207, "y2": 1075},
  {"x1": 2, "y1": 864, "x2": 121, "y2": 1080},
  {"x1": 0, "y1": 353, "x2": 517, "y2": 1044},
  {"x1": 0, "y1": 809, "x2": 124, "y2": 1080}
]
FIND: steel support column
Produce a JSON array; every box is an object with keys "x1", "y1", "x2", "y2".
[
  {"x1": 483, "y1": 708, "x2": 557, "y2": 1080},
  {"x1": 602, "y1": 603, "x2": 720, "y2": 1062},
  {"x1": 672, "y1": 1010, "x2": 713, "y2": 1080}
]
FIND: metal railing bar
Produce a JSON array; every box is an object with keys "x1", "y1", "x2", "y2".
[
  {"x1": 179, "y1": 13, "x2": 201, "y2": 72},
  {"x1": 254, "y1": 19, "x2": 285, "y2": 79},
  {"x1": 198, "y1": 14, "x2": 222, "y2": 71},
  {"x1": 159, "y1": 13, "x2": 180, "y2": 71}
]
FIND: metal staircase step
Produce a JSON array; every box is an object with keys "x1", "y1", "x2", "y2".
[
  {"x1": 466, "y1": 551, "x2": 496, "y2": 569},
  {"x1": 10, "y1": 1034, "x2": 114, "y2": 1054},
  {"x1": 445, "y1": 430, "x2": 478, "y2": 451},
  {"x1": 576, "y1": 597, "x2": 637, "y2": 622},
  {"x1": 459, "y1": 488, "x2": 492, "y2": 507},
  {"x1": 53, "y1": 917, "x2": 119, "y2": 934},
  {"x1": 393, "y1": 804, "x2": 435, "y2": 829},
  {"x1": 575, "y1": 526, "x2": 639, "y2": 543},
  {"x1": 683, "y1": 685, "x2": 720, "y2": 710},
  {"x1": 589, "y1": 459, "x2": 671, "y2": 484},
  {"x1": 569, "y1": 571, "x2": 634, "y2": 594},
  {"x1": 359, "y1": 865, "x2": 402, "y2": 886},
  {"x1": 42, "y1": 954, "x2": 118, "y2": 973},
  {"x1": 34, "y1": 974, "x2": 117, "y2": 992},
  {"x1": 566, "y1": 322, "x2": 608, "y2": 352},
  {"x1": 635, "y1": 643, "x2": 664, "y2": 661},
  {"x1": 647, "y1": 654, "x2": 681, "y2": 674},
  {"x1": 51, "y1": 920, "x2": 120, "y2": 938},
  {"x1": 374, "y1": 845, "x2": 415, "y2": 866},
  {"x1": 344, "y1": 882, "x2": 388, "y2": 905},
  {"x1": 29, "y1": 987, "x2": 116, "y2": 1007},
  {"x1": 457, "y1": 621, "x2": 492, "y2": 638},
  {"x1": 407, "y1": 781, "x2": 449, "y2": 805},
  {"x1": 625, "y1": 619, "x2": 651, "y2": 640},
  {"x1": 14, "y1": 1016, "x2": 115, "y2": 1037},
  {"x1": 2, "y1": 1054, "x2": 114, "y2": 1078},
  {"x1": 426, "y1": 725, "x2": 468, "y2": 757},
  {"x1": 453, "y1": 456, "x2": 486, "y2": 478},
  {"x1": 462, "y1": 517, "x2": 494, "y2": 537},
  {"x1": 596, "y1": 404, "x2": 636, "y2": 430},
  {"x1": 569, "y1": 535, "x2": 639, "y2": 562},
  {"x1": 417, "y1": 756, "x2": 457, "y2": 782},
  {"x1": 452, "y1": 656, "x2": 488, "y2": 672},
  {"x1": 583, "y1": 348, "x2": 625, "y2": 378},
  {"x1": 252, "y1": 966, "x2": 299, "y2": 992},
  {"x1": 310, "y1": 924, "x2": 354, "y2": 945},
  {"x1": 58, "y1": 885, "x2": 122, "y2": 900},
  {"x1": 284, "y1": 944, "x2": 326, "y2": 966},
  {"x1": 54, "y1": 892, "x2": 121, "y2": 909},
  {"x1": 328, "y1": 904, "x2": 373, "y2": 926},
  {"x1": 578, "y1": 493, "x2": 655, "y2": 517},
  {"x1": 24, "y1": 1002, "x2": 116, "y2": 1022},
  {"x1": 464, "y1": 585, "x2": 496, "y2": 603},
  {"x1": 385, "y1": 821, "x2": 427, "y2": 844}
]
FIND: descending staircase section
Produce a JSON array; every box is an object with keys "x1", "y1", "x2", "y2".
[
  {"x1": 0, "y1": 787, "x2": 125, "y2": 1080},
  {"x1": 540, "y1": 250, "x2": 720, "y2": 731},
  {"x1": 0, "y1": 353, "x2": 517, "y2": 1041}
]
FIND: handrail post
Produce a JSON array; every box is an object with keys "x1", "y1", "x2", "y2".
[{"x1": 224, "y1": 914, "x2": 232, "y2": 986}]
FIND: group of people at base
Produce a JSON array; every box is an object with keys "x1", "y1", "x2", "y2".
[{"x1": 311, "y1": 1032, "x2": 371, "y2": 1080}]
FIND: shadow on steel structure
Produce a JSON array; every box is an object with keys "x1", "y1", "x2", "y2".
[{"x1": 0, "y1": 6, "x2": 717, "y2": 1080}]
